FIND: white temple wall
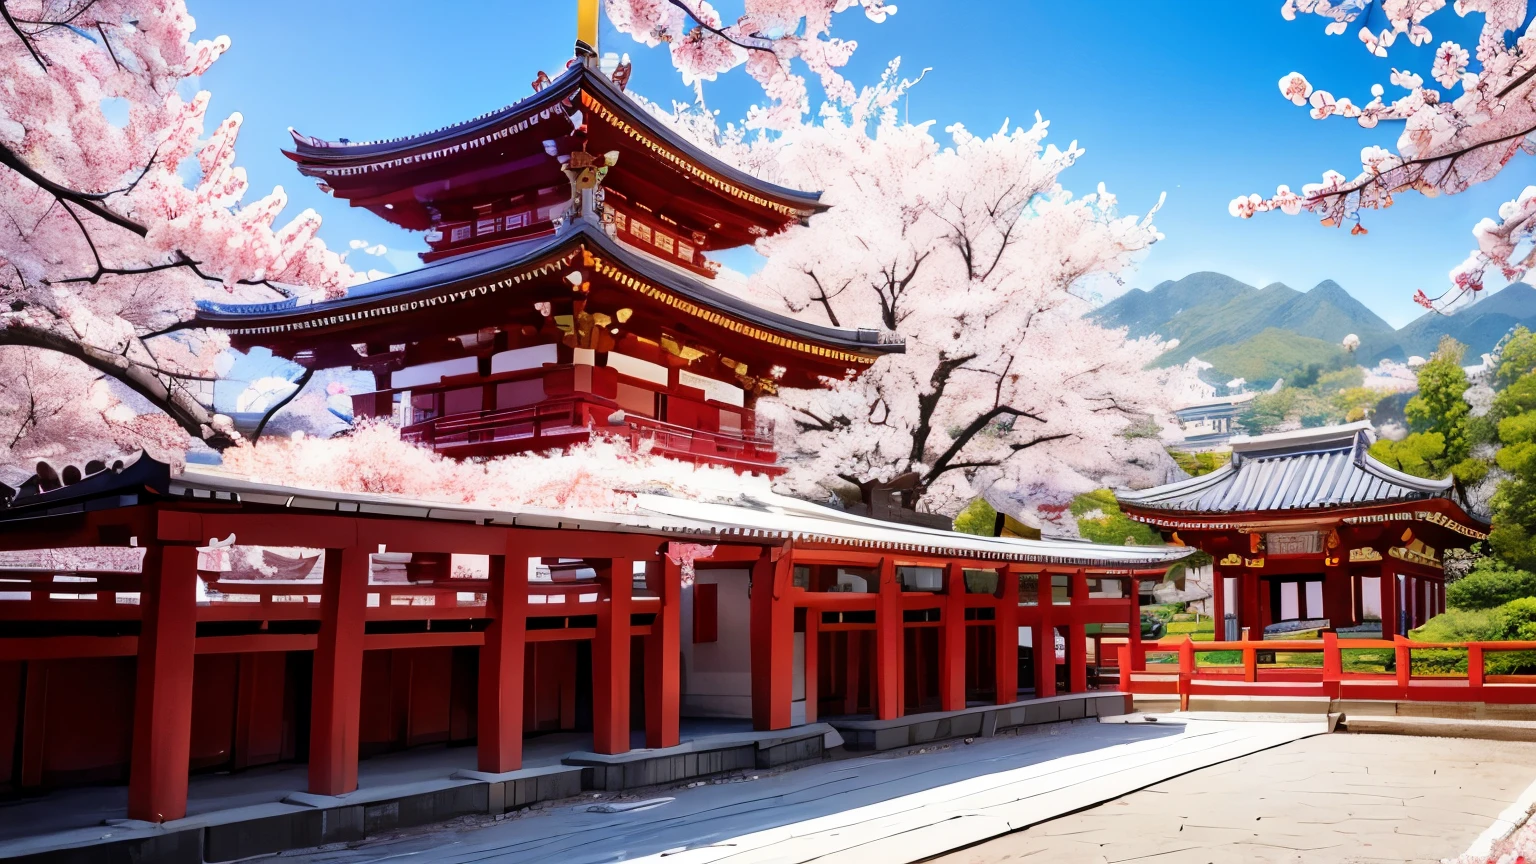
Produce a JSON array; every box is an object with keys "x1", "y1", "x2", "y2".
[{"x1": 680, "y1": 568, "x2": 757, "y2": 718}]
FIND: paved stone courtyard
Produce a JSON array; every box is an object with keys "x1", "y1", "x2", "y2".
[{"x1": 940, "y1": 733, "x2": 1536, "y2": 864}]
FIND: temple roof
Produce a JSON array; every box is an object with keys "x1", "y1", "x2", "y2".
[
  {"x1": 0, "y1": 456, "x2": 1194, "y2": 571},
  {"x1": 1116, "y1": 422, "x2": 1477, "y2": 518},
  {"x1": 284, "y1": 62, "x2": 824, "y2": 238},
  {"x1": 194, "y1": 220, "x2": 902, "y2": 381}
]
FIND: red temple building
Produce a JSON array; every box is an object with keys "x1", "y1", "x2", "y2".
[
  {"x1": 194, "y1": 54, "x2": 898, "y2": 474},
  {"x1": 1117, "y1": 422, "x2": 1488, "y2": 638},
  {"x1": 0, "y1": 33, "x2": 1195, "y2": 850}
]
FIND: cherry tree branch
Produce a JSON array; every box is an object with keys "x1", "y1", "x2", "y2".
[
  {"x1": 0, "y1": 142, "x2": 148, "y2": 236},
  {"x1": 250, "y1": 367, "x2": 313, "y2": 443},
  {"x1": 51, "y1": 250, "x2": 292, "y2": 295},
  {"x1": 666, "y1": 0, "x2": 776, "y2": 55},
  {"x1": 907, "y1": 351, "x2": 978, "y2": 469},
  {"x1": 1, "y1": 1, "x2": 46, "y2": 69},
  {"x1": 0, "y1": 323, "x2": 236, "y2": 449},
  {"x1": 921, "y1": 404, "x2": 1047, "y2": 488}
]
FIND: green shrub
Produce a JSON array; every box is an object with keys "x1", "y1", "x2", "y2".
[
  {"x1": 1446, "y1": 559, "x2": 1536, "y2": 610},
  {"x1": 1410, "y1": 603, "x2": 1536, "y2": 674}
]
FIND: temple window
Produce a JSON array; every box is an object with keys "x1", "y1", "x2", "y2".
[
  {"x1": 1086, "y1": 576, "x2": 1126, "y2": 599},
  {"x1": 1051, "y1": 574, "x2": 1072, "y2": 605},
  {"x1": 897, "y1": 565, "x2": 942, "y2": 592},
  {"x1": 963, "y1": 569, "x2": 999, "y2": 594},
  {"x1": 443, "y1": 387, "x2": 483, "y2": 416},
  {"x1": 495, "y1": 379, "x2": 545, "y2": 411},
  {"x1": 615, "y1": 382, "x2": 657, "y2": 417},
  {"x1": 830, "y1": 567, "x2": 876, "y2": 593},
  {"x1": 1017, "y1": 572, "x2": 1040, "y2": 605},
  {"x1": 410, "y1": 392, "x2": 437, "y2": 424}
]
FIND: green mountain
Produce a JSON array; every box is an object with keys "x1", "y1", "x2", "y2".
[
  {"x1": 1386, "y1": 282, "x2": 1536, "y2": 362},
  {"x1": 1200, "y1": 328, "x2": 1350, "y2": 385},
  {"x1": 1091, "y1": 273, "x2": 1536, "y2": 386}
]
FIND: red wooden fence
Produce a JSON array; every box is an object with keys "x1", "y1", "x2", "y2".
[{"x1": 1117, "y1": 633, "x2": 1536, "y2": 709}]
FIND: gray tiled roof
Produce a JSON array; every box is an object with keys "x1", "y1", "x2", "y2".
[{"x1": 1117, "y1": 422, "x2": 1459, "y2": 514}]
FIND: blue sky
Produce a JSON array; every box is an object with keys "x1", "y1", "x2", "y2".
[{"x1": 189, "y1": 1, "x2": 1536, "y2": 328}]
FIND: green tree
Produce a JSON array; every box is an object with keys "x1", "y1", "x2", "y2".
[
  {"x1": 1170, "y1": 450, "x2": 1230, "y2": 477},
  {"x1": 1490, "y1": 372, "x2": 1536, "y2": 570},
  {"x1": 1070, "y1": 489, "x2": 1164, "y2": 546},
  {"x1": 1446, "y1": 557, "x2": 1536, "y2": 609},
  {"x1": 952, "y1": 498, "x2": 997, "y2": 537},
  {"x1": 1496, "y1": 326, "x2": 1536, "y2": 390},
  {"x1": 1371, "y1": 336, "x2": 1473, "y2": 479},
  {"x1": 1412, "y1": 599, "x2": 1536, "y2": 674}
]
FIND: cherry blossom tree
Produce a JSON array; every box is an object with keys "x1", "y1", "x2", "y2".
[
  {"x1": 220, "y1": 421, "x2": 761, "y2": 514},
  {"x1": 1233, "y1": 0, "x2": 1536, "y2": 311},
  {"x1": 603, "y1": 0, "x2": 896, "y2": 128},
  {"x1": 0, "y1": 0, "x2": 353, "y2": 457},
  {"x1": 727, "y1": 81, "x2": 1172, "y2": 522}
]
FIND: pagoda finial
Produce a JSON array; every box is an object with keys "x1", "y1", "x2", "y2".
[{"x1": 577, "y1": 0, "x2": 599, "y2": 58}]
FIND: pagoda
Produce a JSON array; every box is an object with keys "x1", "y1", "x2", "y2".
[{"x1": 194, "y1": 25, "x2": 900, "y2": 474}]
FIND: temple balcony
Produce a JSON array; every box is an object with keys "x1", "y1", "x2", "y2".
[{"x1": 396, "y1": 396, "x2": 780, "y2": 473}]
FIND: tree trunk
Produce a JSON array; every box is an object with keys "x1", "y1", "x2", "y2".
[{"x1": 0, "y1": 325, "x2": 237, "y2": 450}]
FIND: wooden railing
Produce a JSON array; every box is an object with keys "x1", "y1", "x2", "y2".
[
  {"x1": 401, "y1": 397, "x2": 780, "y2": 471},
  {"x1": 401, "y1": 399, "x2": 590, "y2": 451},
  {"x1": 1117, "y1": 633, "x2": 1536, "y2": 709}
]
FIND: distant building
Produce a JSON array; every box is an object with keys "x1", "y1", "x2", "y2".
[{"x1": 1170, "y1": 392, "x2": 1256, "y2": 450}]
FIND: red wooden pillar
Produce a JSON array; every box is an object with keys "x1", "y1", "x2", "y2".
[
  {"x1": 1380, "y1": 569, "x2": 1398, "y2": 637},
  {"x1": 876, "y1": 557, "x2": 903, "y2": 719},
  {"x1": 126, "y1": 545, "x2": 199, "y2": 823},
  {"x1": 803, "y1": 598, "x2": 820, "y2": 724},
  {"x1": 1126, "y1": 577, "x2": 1144, "y2": 683},
  {"x1": 843, "y1": 629, "x2": 863, "y2": 716},
  {"x1": 939, "y1": 562, "x2": 967, "y2": 711},
  {"x1": 1212, "y1": 570, "x2": 1225, "y2": 636},
  {"x1": 750, "y1": 550, "x2": 794, "y2": 730},
  {"x1": 1068, "y1": 570, "x2": 1089, "y2": 693},
  {"x1": 645, "y1": 555, "x2": 681, "y2": 748},
  {"x1": 478, "y1": 540, "x2": 529, "y2": 772},
  {"x1": 309, "y1": 546, "x2": 368, "y2": 796},
  {"x1": 1034, "y1": 575, "x2": 1057, "y2": 699},
  {"x1": 994, "y1": 566, "x2": 1018, "y2": 704},
  {"x1": 1240, "y1": 571, "x2": 1262, "y2": 637},
  {"x1": 593, "y1": 556, "x2": 633, "y2": 755}
]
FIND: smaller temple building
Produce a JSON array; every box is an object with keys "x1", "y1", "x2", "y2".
[{"x1": 1117, "y1": 422, "x2": 1488, "y2": 638}]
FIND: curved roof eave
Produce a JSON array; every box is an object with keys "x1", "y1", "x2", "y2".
[
  {"x1": 1116, "y1": 462, "x2": 1238, "y2": 507},
  {"x1": 195, "y1": 221, "x2": 904, "y2": 358},
  {"x1": 149, "y1": 465, "x2": 1195, "y2": 569},
  {"x1": 286, "y1": 64, "x2": 586, "y2": 161},
  {"x1": 283, "y1": 64, "x2": 826, "y2": 213}
]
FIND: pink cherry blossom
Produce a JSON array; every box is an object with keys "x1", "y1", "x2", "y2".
[
  {"x1": 0, "y1": 0, "x2": 356, "y2": 453},
  {"x1": 728, "y1": 98, "x2": 1172, "y2": 518},
  {"x1": 603, "y1": 0, "x2": 894, "y2": 129},
  {"x1": 1431, "y1": 40, "x2": 1470, "y2": 88},
  {"x1": 1241, "y1": 0, "x2": 1536, "y2": 310},
  {"x1": 1279, "y1": 71, "x2": 1314, "y2": 106}
]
